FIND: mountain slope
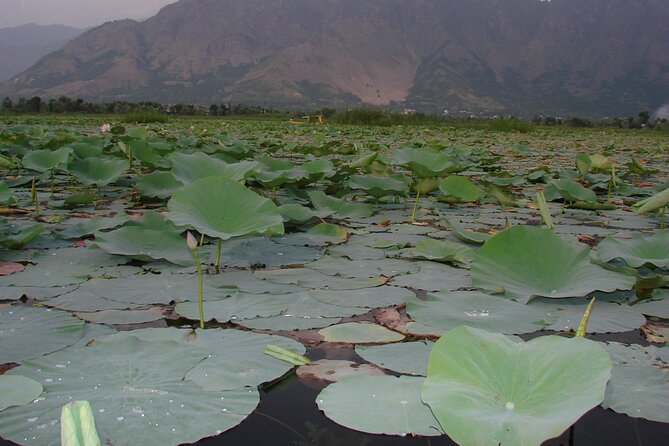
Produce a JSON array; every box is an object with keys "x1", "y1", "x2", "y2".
[
  {"x1": 0, "y1": 24, "x2": 84, "y2": 83},
  {"x1": 1, "y1": 0, "x2": 667, "y2": 115}
]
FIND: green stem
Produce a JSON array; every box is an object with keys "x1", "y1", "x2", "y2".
[
  {"x1": 661, "y1": 206, "x2": 666, "y2": 231},
  {"x1": 199, "y1": 233, "x2": 205, "y2": 246},
  {"x1": 192, "y1": 248, "x2": 204, "y2": 329},
  {"x1": 215, "y1": 238, "x2": 222, "y2": 269},
  {"x1": 411, "y1": 179, "x2": 422, "y2": 222}
]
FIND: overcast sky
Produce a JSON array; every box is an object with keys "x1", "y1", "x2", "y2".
[{"x1": 0, "y1": 0, "x2": 178, "y2": 28}]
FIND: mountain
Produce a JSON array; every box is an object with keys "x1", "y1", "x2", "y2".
[
  {"x1": 0, "y1": 24, "x2": 84, "y2": 83},
  {"x1": 1, "y1": 0, "x2": 668, "y2": 116}
]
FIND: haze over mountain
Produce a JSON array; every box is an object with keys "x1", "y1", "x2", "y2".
[
  {"x1": 0, "y1": 24, "x2": 84, "y2": 83},
  {"x1": 1, "y1": 0, "x2": 668, "y2": 116}
]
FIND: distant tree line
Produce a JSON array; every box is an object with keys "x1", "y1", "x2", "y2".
[
  {"x1": 1, "y1": 95, "x2": 666, "y2": 130},
  {"x1": 531, "y1": 111, "x2": 667, "y2": 130},
  {"x1": 0, "y1": 96, "x2": 289, "y2": 117}
]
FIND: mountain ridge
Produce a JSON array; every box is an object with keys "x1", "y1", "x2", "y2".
[{"x1": 1, "y1": 0, "x2": 668, "y2": 116}]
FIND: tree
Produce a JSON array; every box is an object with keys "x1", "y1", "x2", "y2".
[
  {"x1": 1, "y1": 97, "x2": 12, "y2": 110},
  {"x1": 27, "y1": 96, "x2": 42, "y2": 113}
]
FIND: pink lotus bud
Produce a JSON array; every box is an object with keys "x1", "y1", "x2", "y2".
[
  {"x1": 186, "y1": 231, "x2": 198, "y2": 251},
  {"x1": 100, "y1": 124, "x2": 111, "y2": 133}
]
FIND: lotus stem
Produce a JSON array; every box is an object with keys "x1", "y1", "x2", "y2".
[
  {"x1": 199, "y1": 233, "x2": 205, "y2": 246},
  {"x1": 214, "y1": 238, "x2": 222, "y2": 270},
  {"x1": 193, "y1": 248, "x2": 205, "y2": 329},
  {"x1": 661, "y1": 206, "x2": 666, "y2": 230},
  {"x1": 575, "y1": 298, "x2": 596, "y2": 338},
  {"x1": 411, "y1": 179, "x2": 422, "y2": 222}
]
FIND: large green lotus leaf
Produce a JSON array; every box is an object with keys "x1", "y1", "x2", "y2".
[
  {"x1": 596, "y1": 232, "x2": 669, "y2": 268},
  {"x1": 0, "y1": 336, "x2": 259, "y2": 446},
  {"x1": 136, "y1": 171, "x2": 184, "y2": 199},
  {"x1": 0, "y1": 306, "x2": 84, "y2": 364},
  {"x1": 422, "y1": 326, "x2": 612, "y2": 446},
  {"x1": 306, "y1": 256, "x2": 418, "y2": 279},
  {"x1": 0, "y1": 375, "x2": 43, "y2": 411},
  {"x1": 355, "y1": 341, "x2": 434, "y2": 376},
  {"x1": 169, "y1": 152, "x2": 257, "y2": 184},
  {"x1": 111, "y1": 328, "x2": 305, "y2": 391},
  {"x1": 174, "y1": 293, "x2": 287, "y2": 323},
  {"x1": 22, "y1": 147, "x2": 72, "y2": 172},
  {"x1": 406, "y1": 237, "x2": 474, "y2": 267},
  {"x1": 0, "y1": 223, "x2": 45, "y2": 249},
  {"x1": 439, "y1": 176, "x2": 483, "y2": 202},
  {"x1": 204, "y1": 236, "x2": 319, "y2": 268},
  {"x1": 391, "y1": 262, "x2": 472, "y2": 292},
  {"x1": 392, "y1": 147, "x2": 463, "y2": 178},
  {"x1": 68, "y1": 157, "x2": 128, "y2": 187},
  {"x1": 254, "y1": 268, "x2": 386, "y2": 290},
  {"x1": 310, "y1": 285, "x2": 415, "y2": 308},
  {"x1": 634, "y1": 187, "x2": 669, "y2": 214},
  {"x1": 471, "y1": 226, "x2": 635, "y2": 301},
  {"x1": 529, "y1": 298, "x2": 646, "y2": 333},
  {"x1": 317, "y1": 375, "x2": 442, "y2": 436},
  {"x1": 348, "y1": 174, "x2": 409, "y2": 198},
  {"x1": 57, "y1": 213, "x2": 129, "y2": 240},
  {"x1": 549, "y1": 179, "x2": 597, "y2": 203},
  {"x1": 406, "y1": 292, "x2": 551, "y2": 335},
  {"x1": 308, "y1": 190, "x2": 373, "y2": 219},
  {"x1": 318, "y1": 322, "x2": 404, "y2": 343},
  {"x1": 168, "y1": 176, "x2": 284, "y2": 240},
  {"x1": 602, "y1": 365, "x2": 669, "y2": 422},
  {"x1": 46, "y1": 290, "x2": 139, "y2": 312},
  {"x1": 92, "y1": 227, "x2": 193, "y2": 265}
]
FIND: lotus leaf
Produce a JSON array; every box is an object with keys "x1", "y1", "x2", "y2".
[
  {"x1": 393, "y1": 147, "x2": 463, "y2": 178},
  {"x1": 0, "y1": 336, "x2": 259, "y2": 446},
  {"x1": 169, "y1": 152, "x2": 257, "y2": 184},
  {"x1": 439, "y1": 176, "x2": 483, "y2": 202},
  {"x1": 68, "y1": 157, "x2": 128, "y2": 187},
  {"x1": 22, "y1": 147, "x2": 72, "y2": 172},
  {"x1": 596, "y1": 232, "x2": 669, "y2": 268},
  {"x1": 174, "y1": 293, "x2": 287, "y2": 323},
  {"x1": 57, "y1": 213, "x2": 129, "y2": 240},
  {"x1": 0, "y1": 376, "x2": 43, "y2": 411},
  {"x1": 406, "y1": 292, "x2": 551, "y2": 334},
  {"x1": 0, "y1": 223, "x2": 45, "y2": 249},
  {"x1": 297, "y1": 359, "x2": 384, "y2": 382},
  {"x1": 318, "y1": 322, "x2": 404, "y2": 343},
  {"x1": 348, "y1": 174, "x2": 409, "y2": 198},
  {"x1": 308, "y1": 190, "x2": 373, "y2": 219},
  {"x1": 442, "y1": 216, "x2": 491, "y2": 244},
  {"x1": 0, "y1": 182, "x2": 14, "y2": 205},
  {"x1": 75, "y1": 308, "x2": 165, "y2": 325},
  {"x1": 529, "y1": 298, "x2": 646, "y2": 333},
  {"x1": 422, "y1": 326, "x2": 612, "y2": 446},
  {"x1": 549, "y1": 179, "x2": 597, "y2": 203},
  {"x1": 355, "y1": 341, "x2": 434, "y2": 376},
  {"x1": 471, "y1": 226, "x2": 635, "y2": 301},
  {"x1": 60, "y1": 400, "x2": 101, "y2": 446},
  {"x1": 306, "y1": 256, "x2": 418, "y2": 279},
  {"x1": 634, "y1": 188, "x2": 669, "y2": 214},
  {"x1": 254, "y1": 268, "x2": 386, "y2": 290},
  {"x1": 391, "y1": 261, "x2": 472, "y2": 292},
  {"x1": 92, "y1": 227, "x2": 193, "y2": 265},
  {"x1": 0, "y1": 305, "x2": 84, "y2": 364},
  {"x1": 317, "y1": 375, "x2": 442, "y2": 436},
  {"x1": 111, "y1": 328, "x2": 306, "y2": 391},
  {"x1": 407, "y1": 238, "x2": 474, "y2": 266},
  {"x1": 602, "y1": 365, "x2": 669, "y2": 422},
  {"x1": 136, "y1": 171, "x2": 184, "y2": 199},
  {"x1": 278, "y1": 203, "x2": 319, "y2": 224},
  {"x1": 310, "y1": 285, "x2": 414, "y2": 308},
  {"x1": 168, "y1": 176, "x2": 284, "y2": 240},
  {"x1": 204, "y1": 236, "x2": 319, "y2": 268}
]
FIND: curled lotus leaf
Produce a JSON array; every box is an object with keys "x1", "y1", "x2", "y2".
[
  {"x1": 596, "y1": 232, "x2": 669, "y2": 268},
  {"x1": 471, "y1": 226, "x2": 635, "y2": 302}
]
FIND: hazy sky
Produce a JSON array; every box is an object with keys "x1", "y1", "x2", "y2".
[{"x1": 0, "y1": 0, "x2": 178, "y2": 28}]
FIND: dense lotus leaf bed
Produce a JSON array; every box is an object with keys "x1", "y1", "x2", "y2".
[{"x1": 1, "y1": 118, "x2": 668, "y2": 445}]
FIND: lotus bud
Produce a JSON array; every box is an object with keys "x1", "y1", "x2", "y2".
[
  {"x1": 100, "y1": 123, "x2": 111, "y2": 133},
  {"x1": 186, "y1": 231, "x2": 198, "y2": 251}
]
